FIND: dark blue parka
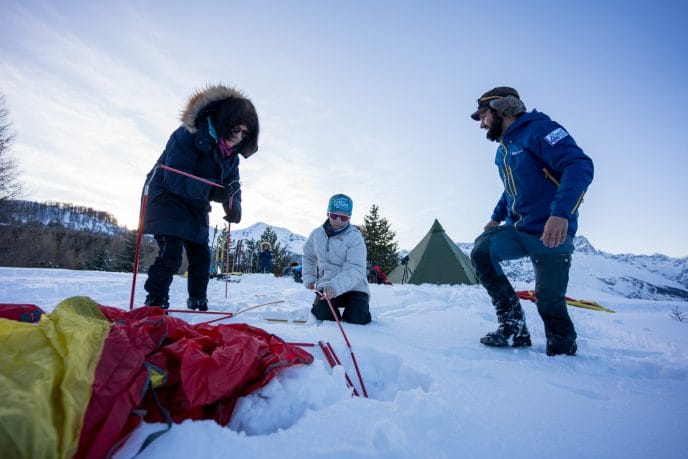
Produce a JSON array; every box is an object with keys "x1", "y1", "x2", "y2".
[
  {"x1": 491, "y1": 110, "x2": 594, "y2": 237},
  {"x1": 258, "y1": 249, "x2": 273, "y2": 273},
  {"x1": 142, "y1": 87, "x2": 245, "y2": 245}
]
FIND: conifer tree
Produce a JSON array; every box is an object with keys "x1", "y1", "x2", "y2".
[
  {"x1": 112, "y1": 231, "x2": 138, "y2": 272},
  {"x1": 361, "y1": 204, "x2": 399, "y2": 275},
  {"x1": 86, "y1": 241, "x2": 111, "y2": 271}
]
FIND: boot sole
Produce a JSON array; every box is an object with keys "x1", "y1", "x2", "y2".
[
  {"x1": 512, "y1": 337, "x2": 532, "y2": 347},
  {"x1": 480, "y1": 337, "x2": 509, "y2": 347}
]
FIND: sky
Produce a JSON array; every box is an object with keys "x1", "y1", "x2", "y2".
[
  {"x1": 1, "y1": 265, "x2": 686, "y2": 458},
  {"x1": 1, "y1": 0, "x2": 687, "y2": 257}
]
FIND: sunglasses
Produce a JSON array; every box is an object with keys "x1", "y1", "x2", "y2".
[{"x1": 328, "y1": 212, "x2": 350, "y2": 222}]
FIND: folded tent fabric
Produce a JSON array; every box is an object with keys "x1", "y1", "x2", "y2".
[
  {"x1": 0, "y1": 297, "x2": 111, "y2": 459},
  {"x1": 0, "y1": 297, "x2": 314, "y2": 459}
]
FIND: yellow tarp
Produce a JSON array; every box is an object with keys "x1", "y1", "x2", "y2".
[{"x1": 0, "y1": 297, "x2": 110, "y2": 459}]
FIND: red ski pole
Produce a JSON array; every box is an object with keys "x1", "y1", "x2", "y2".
[
  {"x1": 129, "y1": 166, "x2": 160, "y2": 310},
  {"x1": 313, "y1": 289, "x2": 368, "y2": 397},
  {"x1": 129, "y1": 192, "x2": 147, "y2": 310}
]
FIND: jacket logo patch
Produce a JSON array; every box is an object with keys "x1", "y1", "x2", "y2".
[
  {"x1": 511, "y1": 149, "x2": 523, "y2": 156},
  {"x1": 544, "y1": 128, "x2": 569, "y2": 146}
]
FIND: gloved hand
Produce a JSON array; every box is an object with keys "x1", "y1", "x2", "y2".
[
  {"x1": 320, "y1": 286, "x2": 335, "y2": 300},
  {"x1": 223, "y1": 200, "x2": 242, "y2": 223},
  {"x1": 210, "y1": 186, "x2": 230, "y2": 203}
]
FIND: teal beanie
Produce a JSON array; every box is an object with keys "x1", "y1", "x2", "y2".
[{"x1": 327, "y1": 194, "x2": 353, "y2": 215}]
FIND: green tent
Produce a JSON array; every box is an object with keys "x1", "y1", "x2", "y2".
[{"x1": 388, "y1": 219, "x2": 479, "y2": 286}]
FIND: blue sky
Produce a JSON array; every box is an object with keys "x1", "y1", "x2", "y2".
[{"x1": 2, "y1": 0, "x2": 687, "y2": 257}]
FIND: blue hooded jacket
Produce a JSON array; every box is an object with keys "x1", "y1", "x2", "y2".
[{"x1": 491, "y1": 110, "x2": 594, "y2": 237}]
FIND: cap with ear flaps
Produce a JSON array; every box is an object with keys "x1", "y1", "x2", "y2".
[{"x1": 471, "y1": 86, "x2": 526, "y2": 120}]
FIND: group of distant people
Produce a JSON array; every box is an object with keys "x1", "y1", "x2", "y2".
[{"x1": 140, "y1": 83, "x2": 593, "y2": 356}]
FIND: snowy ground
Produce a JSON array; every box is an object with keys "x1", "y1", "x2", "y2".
[{"x1": 1, "y1": 267, "x2": 687, "y2": 459}]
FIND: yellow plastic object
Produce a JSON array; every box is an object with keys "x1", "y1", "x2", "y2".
[{"x1": 0, "y1": 297, "x2": 110, "y2": 459}]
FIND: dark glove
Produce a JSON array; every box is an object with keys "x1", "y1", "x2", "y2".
[
  {"x1": 223, "y1": 200, "x2": 242, "y2": 223},
  {"x1": 210, "y1": 186, "x2": 230, "y2": 203}
]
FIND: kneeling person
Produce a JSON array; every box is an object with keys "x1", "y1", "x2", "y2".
[{"x1": 303, "y1": 194, "x2": 371, "y2": 325}]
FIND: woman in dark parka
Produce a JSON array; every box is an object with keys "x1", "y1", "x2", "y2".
[
  {"x1": 257, "y1": 241, "x2": 273, "y2": 273},
  {"x1": 142, "y1": 84, "x2": 259, "y2": 311}
]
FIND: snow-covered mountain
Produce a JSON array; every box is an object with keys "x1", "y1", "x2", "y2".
[
  {"x1": 227, "y1": 222, "x2": 307, "y2": 254},
  {"x1": 4, "y1": 200, "x2": 124, "y2": 235},
  {"x1": 459, "y1": 236, "x2": 688, "y2": 301}
]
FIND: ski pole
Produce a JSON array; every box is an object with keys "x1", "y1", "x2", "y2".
[
  {"x1": 225, "y1": 217, "x2": 232, "y2": 299},
  {"x1": 130, "y1": 166, "x2": 159, "y2": 310},
  {"x1": 313, "y1": 289, "x2": 368, "y2": 397},
  {"x1": 220, "y1": 183, "x2": 243, "y2": 298}
]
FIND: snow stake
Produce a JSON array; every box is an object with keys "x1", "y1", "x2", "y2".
[
  {"x1": 313, "y1": 289, "x2": 368, "y2": 397},
  {"x1": 318, "y1": 341, "x2": 359, "y2": 396}
]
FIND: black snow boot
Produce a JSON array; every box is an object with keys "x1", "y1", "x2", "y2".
[
  {"x1": 187, "y1": 297, "x2": 208, "y2": 312},
  {"x1": 546, "y1": 335, "x2": 577, "y2": 356},
  {"x1": 480, "y1": 295, "x2": 532, "y2": 348},
  {"x1": 144, "y1": 295, "x2": 169, "y2": 310}
]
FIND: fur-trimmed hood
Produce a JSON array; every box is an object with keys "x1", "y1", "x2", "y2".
[{"x1": 180, "y1": 84, "x2": 246, "y2": 133}]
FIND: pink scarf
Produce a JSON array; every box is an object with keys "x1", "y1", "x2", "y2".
[{"x1": 219, "y1": 139, "x2": 234, "y2": 158}]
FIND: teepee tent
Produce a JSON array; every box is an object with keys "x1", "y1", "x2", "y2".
[{"x1": 388, "y1": 219, "x2": 478, "y2": 286}]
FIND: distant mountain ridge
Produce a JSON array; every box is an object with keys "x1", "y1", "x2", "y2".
[
  {"x1": 458, "y1": 236, "x2": 688, "y2": 301},
  {"x1": 4, "y1": 200, "x2": 124, "y2": 235},
  {"x1": 5, "y1": 201, "x2": 687, "y2": 301}
]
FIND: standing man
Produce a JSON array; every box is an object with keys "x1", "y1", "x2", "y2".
[
  {"x1": 302, "y1": 194, "x2": 371, "y2": 325},
  {"x1": 469, "y1": 87, "x2": 593, "y2": 356}
]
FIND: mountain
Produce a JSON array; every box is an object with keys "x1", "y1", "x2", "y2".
[
  {"x1": 227, "y1": 222, "x2": 307, "y2": 254},
  {"x1": 3, "y1": 200, "x2": 124, "y2": 235},
  {"x1": 460, "y1": 235, "x2": 688, "y2": 301}
]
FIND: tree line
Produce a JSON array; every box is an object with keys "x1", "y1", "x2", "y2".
[{"x1": 0, "y1": 201, "x2": 402, "y2": 277}]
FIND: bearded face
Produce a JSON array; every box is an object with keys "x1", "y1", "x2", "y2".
[{"x1": 486, "y1": 111, "x2": 503, "y2": 142}]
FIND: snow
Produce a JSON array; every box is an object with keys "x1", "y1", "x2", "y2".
[{"x1": 1, "y1": 267, "x2": 686, "y2": 459}]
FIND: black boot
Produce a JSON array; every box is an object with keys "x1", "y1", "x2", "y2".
[
  {"x1": 480, "y1": 295, "x2": 532, "y2": 347},
  {"x1": 546, "y1": 335, "x2": 577, "y2": 356},
  {"x1": 187, "y1": 297, "x2": 208, "y2": 311},
  {"x1": 144, "y1": 295, "x2": 169, "y2": 310}
]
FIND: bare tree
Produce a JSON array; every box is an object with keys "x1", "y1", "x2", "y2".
[{"x1": 0, "y1": 93, "x2": 23, "y2": 216}]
